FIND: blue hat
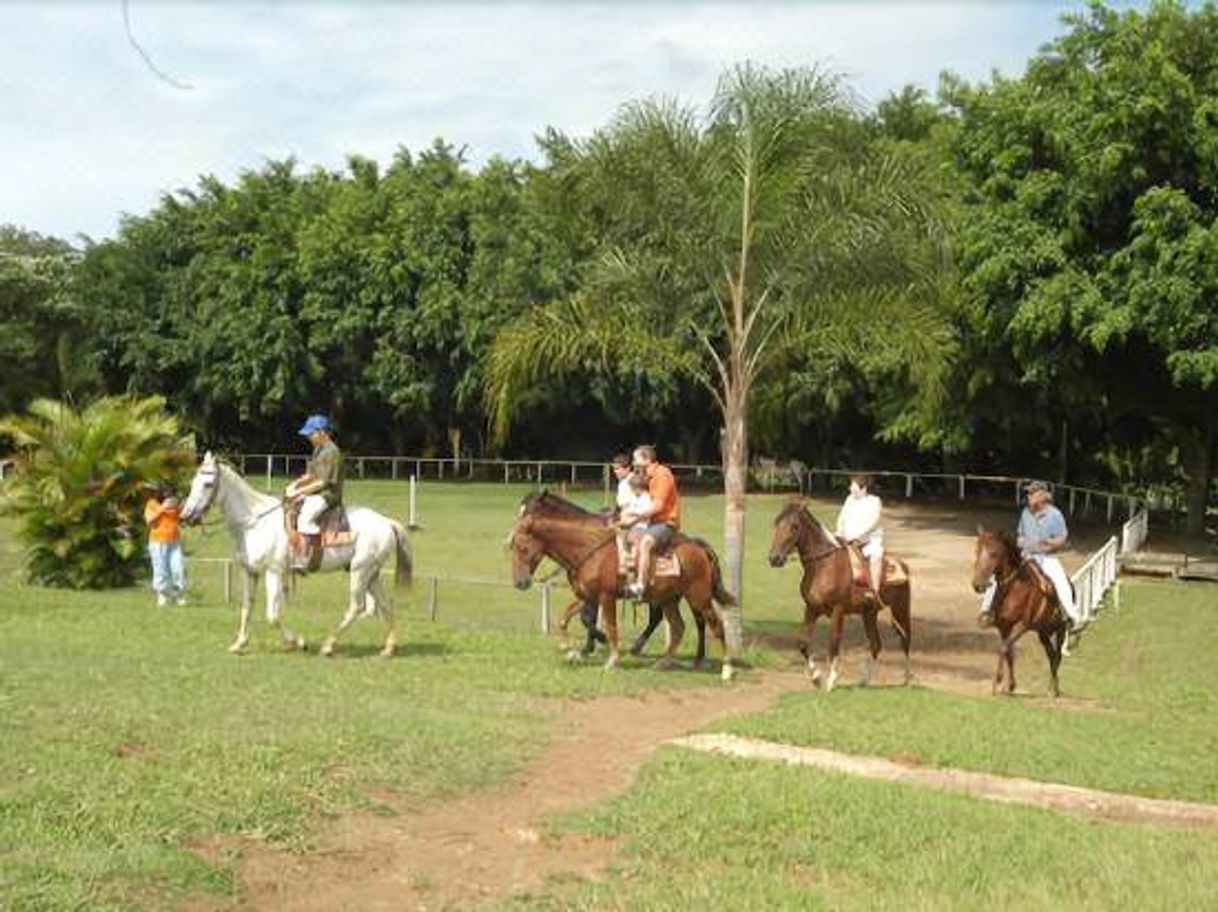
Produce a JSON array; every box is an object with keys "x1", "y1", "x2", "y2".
[{"x1": 298, "y1": 414, "x2": 330, "y2": 436}]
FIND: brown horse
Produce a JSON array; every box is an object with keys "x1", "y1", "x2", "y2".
[
  {"x1": 971, "y1": 528, "x2": 1068, "y2": 697},
  {"x1": 509, "y1": 491, "x2": 739, "y2": 679},
  {"x1": 768, "y1": 500, "x2": 912, "y2": 691}
]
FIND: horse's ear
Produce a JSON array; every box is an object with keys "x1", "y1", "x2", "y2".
[
  {"x1": 203, "y1": 450, "x2": 214, "y2": 464},
  {"x1": 976, "y1": 524, "x2": 986, "y2": 536}
]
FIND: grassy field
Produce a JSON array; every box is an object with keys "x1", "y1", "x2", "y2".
[
  {"x1": 510, "y1": 579, "x2": 1218, "y2": 911},
  {"x1": 2, "y1": 477, "x2": 1215, "y2": 909}
]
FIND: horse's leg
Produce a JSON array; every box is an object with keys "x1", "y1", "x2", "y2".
[
  {"x1": 997, "y1": 620, "x2": 1027, "y2": 695},
  {"x1": 629, "y1": 603, "x2": 664, "y2": 657},
  {"x1": 321, "y1": 567, "x2": 369, "y2": 657},
  {"x1": 229, "y1": 567, "x2": 257, "y2": 652},
  {"x1": 266, "y1": 570, "x2": 306, "y2": 651},
  {"x1": 860, "y1": 607, "x2": 881, "y2": 687},
  {"x1": 825, "y1": 605, "x2": 847, "y2": 693},
  {"x1": 887, "y1": 583, "x2": 914, "y2": 685},
  {"x1": 600, "y1": 593, "x2": 621, "y2": 670},
  {"x1": 558, "y1": 599, "x2": 582, "y2": 662},
  {"x1": 652, "y1": 600, "x2": 684, "y2": 670},
  {"x1": 798, "y1": 604, "x2": 821, "y2": 686},
  {"x1": 370, "y1": 575, "x2": 397, "y2": 658},
  {"x1": 1040, "y1": 627, "x2": 1063, "y2": 698},
  {"x1": 692, "y1": 606, "x2": 707, "y2": 670}
]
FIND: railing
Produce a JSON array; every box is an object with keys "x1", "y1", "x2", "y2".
[
  {"x1": 1071, "y1": 536, "x2": 1120, "y2": 625},
  {"x1": 229, "y1": 452, "x2": 1143, "y2": 520},
  {"x1": 1120, "y1": 508, "x2": 1149, "y2": 555}
]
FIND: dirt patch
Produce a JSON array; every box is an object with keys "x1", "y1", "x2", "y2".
[
  {"x1": 202, "y1": 671, "x2": 813, "y2": 911},
  {"x1": 673, "y1": 733, "x2": 1218, "y2": 828}
]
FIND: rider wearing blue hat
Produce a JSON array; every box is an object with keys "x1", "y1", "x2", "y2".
[{"x1": 285, "y1": 414, "x2": 345, "y2": 571}]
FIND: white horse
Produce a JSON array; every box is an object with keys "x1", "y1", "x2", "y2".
[{"x1": 180, "y1": 451, "x2": 412, "y2": 657}]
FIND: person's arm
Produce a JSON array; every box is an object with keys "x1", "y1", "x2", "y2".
[
  {"x1": 144, "y1": 499, "x2": 164, "y2": 524},
  {"x1": 1039, "y1": 511, "x2": 1069, "y2": 553},
  {"x1": 642, "y1": 473, "x2": 673, "y2": 521}
]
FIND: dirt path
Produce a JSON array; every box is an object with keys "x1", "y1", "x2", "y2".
[
  {"x1": 219, "y1": 670, "x2": 813, "y2": 912},
  {"x1": 673, "y1": 733, "x2": 1218, "y2": 828}
]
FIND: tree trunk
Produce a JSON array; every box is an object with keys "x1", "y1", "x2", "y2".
[
  {"x1": 720, "y1": 389, "x2": 748, "y2": 658},
  {"x1": 1182, "y1": 418, "x2": 1215, "y2": 537}
]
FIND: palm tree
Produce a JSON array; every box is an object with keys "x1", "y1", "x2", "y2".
[
  {"x1": 486, "y1": 65, "x2": 954, "y2": 614},
  {"x1": 0, "y1": 396, "x2": 194, "y2": 588}
]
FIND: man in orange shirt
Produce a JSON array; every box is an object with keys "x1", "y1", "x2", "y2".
[
  {"x1": 625, "y1": 444, "x2": 681, "y2": 598},
  {"x1": 144, "y1": 483, "x2": 186, "y2": 606}
]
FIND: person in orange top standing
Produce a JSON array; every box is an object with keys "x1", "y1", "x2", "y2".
[
  {"x1": 144, "y1": 482, "x2": 186, "y2": 607},
  {"x1": 625, "y1": 444, "x2": 681, "y2": 598}
]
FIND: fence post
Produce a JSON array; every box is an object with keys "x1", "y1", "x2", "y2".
[
  {"x1": 571, "y1": 463, "x2": 577, "y2": 485},
  {"x1": 958, "y1": 475, "x2": 965, "y2": 500},
  {"x1": 1106, "y1": 495, "x2": 1114, "y2": 523},
  {"x1": 428, "y1": 576, "x2": 438, "y2": 620},
  {"x1": 265, "y1": 455, "x2": 273, "y2": 492},
  {"x1": 603, "y1": 465, "x2": 611, "y2": 506},
  {"x1": 438, "y1": 460, "x2": 444, "y2": 480},
  {"x1": 1069, "y1": 487, "x2": 1076, "y2": 515},
  {"x1": 540, "y1": 582, "x2": 551, "y2": 634},
  {"x1": 537, "y1": 461, "x2": 543, "y2": 488},
  {"x1": 504, "y1": 462, "x2": 510, "y2": 484},
  {"x1": 391, "y1": 458, "x2": 398, "y2": 480},
  {"x1": 407, "y1": 475, "x2": 420, "y2": 529},
  {"x1": 905, "y1": 474, "x2": 913, "y2": 498}
]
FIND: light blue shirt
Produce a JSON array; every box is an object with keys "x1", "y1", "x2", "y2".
[{"x1": 1016, "y1": 505, "x2": 1068, "y2": 559}]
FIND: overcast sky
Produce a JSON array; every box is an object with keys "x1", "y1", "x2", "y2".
[{"x1": 2, "y1": 2, "x2": 1126, "y2": 242}]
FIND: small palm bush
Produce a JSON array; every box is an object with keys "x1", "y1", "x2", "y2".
[{"x1": 0, "y1": 396, "x2": 194, "y2": 588}]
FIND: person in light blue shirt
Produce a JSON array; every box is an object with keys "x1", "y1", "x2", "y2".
[{"x1": 980, "y1": 480, "x2": 1081, "y2": 629}]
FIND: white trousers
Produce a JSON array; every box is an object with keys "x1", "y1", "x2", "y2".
[
  {"x1": 980, "y1": 555, "x2": 1079, "y2": 623},
  {"x1": 298, "y1": 495, "x2": 329, "y2": 534}
]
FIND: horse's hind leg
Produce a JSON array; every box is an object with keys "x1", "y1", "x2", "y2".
[
  {"x1": 692, "y1": 609, "x2": 707, "y2": 669},
  {"x1": 860, "y1": 607, "x2": 881, "y2": 687},
  {"x1": 321, "y1": 568, "x2": 369, "y2": 657},
  {"x1": 654, "y1": 599, "x2": 683, "y2": 670},
  {"x1": 629, "y1": 603, "x2": 664, "y2": 657},
  {"x1": 888, "y1": 583, "x2": 913, "y2": 685},
  {"x1": 370, "y1": 575, "x2": 397, "y2": 658}
]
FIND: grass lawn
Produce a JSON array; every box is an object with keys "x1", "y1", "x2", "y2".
[
  {"x1": 720, "y1": 578, "x2": 1218, "y2": 804},
  {"x1": 509, "y1": 578, "x2": 1218, "y2": 911},
  {"x1": 0, "y1": 480, "x2": 753, "y2": 910},
  {"x1": 508, "y1": 748, "x2": 1218, "y2": 911}
]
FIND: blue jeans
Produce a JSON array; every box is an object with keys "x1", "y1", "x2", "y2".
[{"x1": 149, "y1": 542, "x2": 186, "y2": 595}]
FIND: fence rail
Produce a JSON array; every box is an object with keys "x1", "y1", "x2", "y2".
[
  {"x1": 229, "y1": 453, "x2": 1144, "y2": 520},
  {"x1": 1071, "y1": 536, "x2": 1120, "y2": 626}
]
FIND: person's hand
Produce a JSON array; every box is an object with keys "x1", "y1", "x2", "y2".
[{"x1": 164, "y1": 496, "x2": 178, "y2": 509}]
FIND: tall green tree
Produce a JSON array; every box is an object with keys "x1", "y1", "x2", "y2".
[
  {"x1": 943, "y1": 0, "x2": 1218, "y2": 532},
  {"x1": 486, "y1": 65, "x2": 953, "y2": 603},
  {"x1": 0, "y1": 396, "x2": 194, "y2": 588}
]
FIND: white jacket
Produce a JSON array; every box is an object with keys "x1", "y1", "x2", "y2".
[{"x1": 836, "y1": 493, "x2": 882, "y2": 543}]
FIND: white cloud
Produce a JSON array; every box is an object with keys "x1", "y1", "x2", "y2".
[{"x1": 0, "y1": 2, "x2": 1086, "y2": 240}]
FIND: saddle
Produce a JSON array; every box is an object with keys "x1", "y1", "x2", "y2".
[
  {"x1": 284, "y1": 500, "x2": 355, "y2": 573},
  {"x1": 846, "y1": 545, "x2": 907, "y2": 595},
  {"x1": 617, "y1": 532, "x2": 682, "y2": 595}
]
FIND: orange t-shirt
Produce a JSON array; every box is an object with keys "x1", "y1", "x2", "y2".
[
  {"x1": 647, "y1": 464, "x2": 681, "y2": 529},
  {"x1": 144, "y1": 498, "x2": 181, "y2": 544}
]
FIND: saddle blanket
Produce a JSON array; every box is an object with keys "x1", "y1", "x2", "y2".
[
  {"x1": 847, "y1": 547, "x2": 907, "y2": 590},
  {"x1": 319, "y1": 507, "x2": 355, "y2": 548}
]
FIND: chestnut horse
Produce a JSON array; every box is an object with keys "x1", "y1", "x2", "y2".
[
  {"x1": 971, "y1": 528, "x2": 1068, "y2": 697},
  {"x1": 509, "y1": 491, "x2": 738, "y2": 679},
  {"x1": 768, "y1": 500, "x2": 912, "y2": 691}
]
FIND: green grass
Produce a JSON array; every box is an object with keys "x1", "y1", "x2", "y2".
[
  {"x1": 0, "y1": 480, "x2": 750, "y2": 910},
  {"x1": 720, "y1": 578, "x2": 1218, "y2": 803},
  {"x1": 506, "y1": 749, "x2": 1218, "y2": 911},
  {"x1": 2, "y1": 478, "x2": 1213, "y2": 910}
]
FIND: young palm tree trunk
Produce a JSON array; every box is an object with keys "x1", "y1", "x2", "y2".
[{"x1": 720, "y1": 387, "x2": 748, "y2": 657}]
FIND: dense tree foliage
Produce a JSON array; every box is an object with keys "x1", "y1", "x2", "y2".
[{"x1": 2, "y1": 1, "x2": 1214, "y2": 539}]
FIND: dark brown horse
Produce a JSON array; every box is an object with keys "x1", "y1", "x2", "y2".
[
  {"x1": 509, "y1": 491, "x2": 739, "y2": 679},
  {"x1": 768, "y1": 500, "x2": 912, "y2": 691},
  {"x1": 971, "y1": 528, "x2": 1068, "y2": 697}
]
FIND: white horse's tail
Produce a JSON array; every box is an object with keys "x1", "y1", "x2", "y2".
[{"x1": 392, "y1": 521, "x2": 413, "y2": 589}]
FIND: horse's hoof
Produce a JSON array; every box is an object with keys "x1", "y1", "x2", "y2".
[
  {"x1": 227, "y1": 641, "x2": 247, "y2": 654},
  {"x1": 603, "y1": 654, "x2": 620, "y2": 671},
  {"x1": 721, "y1": 663, "x2": 735, "y2": 683},
  {"x1": 295, "y1": 637, "x2": 307, "y2": 652},
  {"x1": 379, "y1": 646, "x2": 395, "y2": 659},
  {"x1": 565, "y1": 649, "x2": 583, "y2": 665},
  {"x1": 320, "y1": 641, "x2": 335, "y2": 657},
  {"x1": 808, "y1": 668, "x2": 822, "y2": 688},
  {"x1": 691, "y1": 658, "x2": 705, "y2": 671}
]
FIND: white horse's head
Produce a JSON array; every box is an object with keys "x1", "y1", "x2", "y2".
[{"x1": 180, "y1": 451, "x2": 220, "y2": 525}]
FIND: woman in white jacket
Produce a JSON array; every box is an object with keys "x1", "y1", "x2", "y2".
[{"x1": 835, "y1": 474, "x2": 885, "y2": 596}]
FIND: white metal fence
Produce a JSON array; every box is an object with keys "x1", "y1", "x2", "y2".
[
  {"x1": 1071, "y1": 536, "x2": 1120, "y2": 623},
  {"x1": 1120, "y1": 508, "x2": 1149, "y2": 555},
  {"x1": 229, "y1": 453, "x2": 1144, "y2": 521}
]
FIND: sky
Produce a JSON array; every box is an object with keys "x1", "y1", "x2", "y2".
[{"x1": 1, "y1": 2, "x2": 1116, "y2": 242}]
